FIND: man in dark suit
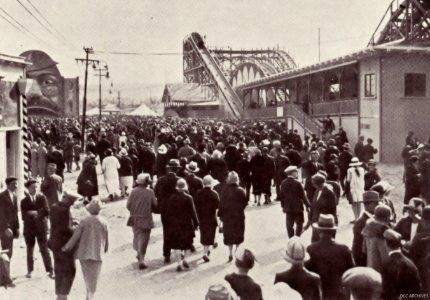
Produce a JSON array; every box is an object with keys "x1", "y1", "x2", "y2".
[
  {"x1": 302, "y1": 151, "x2": 324, "y2": 203},
  {"x1": 352, "y1": 191, "x2": 380, "y2": 267},
  {"x1": 273, "y1": 147, "x2": 290, "y2": 201},
  {"x1": 338, "y1": 143, "x2": 353, "y2": 189},
  {"x1": 154, "y1": 159, "x2": 181, "y2": 263},
  {"x1": 21, "y1": 179, "x2": 53, "y2": 279},
  {"x1": 279, "y1": 166, "x2": 310, "y2": 237},
  {"x1": 0, "y1": 177, "x2": 20, "y2": 287},
  {"x1": 47, "y1": 145, "x2": 65, "y2": 181},
  {"x1": 306, "y1": 174, "x2": 337, "y2": 242},
  {"x1": 305, "y1": 214, "x2": 355, "y2": 299},
  {"x1": 382, "y1": 229, "x2": 421, "y2": 298},
  {"x1": 261, "y1": 147, "x2": 275, "y2": 204},
  {"x1": 393, "y1": 197, "x2": 424, "y2": 243}
]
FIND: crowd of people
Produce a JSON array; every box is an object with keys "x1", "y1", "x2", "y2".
[{"x1": 0, "y1": 115, "x2": 429, "y2": 299}]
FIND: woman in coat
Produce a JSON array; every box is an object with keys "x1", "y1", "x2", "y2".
[
  {"x1": 194, "y1": 175, "x2": 219, "y2": 262},
  {"x1": 30, "y1": 142, "x2": 39, "y2": 178},
  {"x1": 101, "y1": 148, "x2": 120, "y2": 201},
  {"x1": 164, "y1": 178, "x2": 199, "y2": 272},
  {"x1": 48, "y1": 191, "x2": 80, "y2": 300},
  {"x1": 346, "y1": 157, "x2": 365, "y2": 222},
  {"x1": 249, "y1": 149, "x2": 265, "y2": 206},
  {"x1": 76, "y1": 154, "x2": 98, "y2": 203},
  {"x1": 62, "y1": 199, "x2": 108, "y2": 300},
  {"x1": 126, "y1": 173, "x2": 157, "y2": 270},
  {"x1": 218, "y1": 171, "x2": 248, "y2": 262}
]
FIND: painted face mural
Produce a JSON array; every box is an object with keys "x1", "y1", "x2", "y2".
[{"x1": 20, "y1": 50, "x2": 79, "y2": 117}]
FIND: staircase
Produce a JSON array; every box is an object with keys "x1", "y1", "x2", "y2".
[{"x1": 284, "y1": 102, "x2": 323, "y2": 137}]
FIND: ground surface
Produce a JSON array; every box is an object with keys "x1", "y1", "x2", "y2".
[{"x1": 1, "y1": 163, "x2": 405, "y2": 299}]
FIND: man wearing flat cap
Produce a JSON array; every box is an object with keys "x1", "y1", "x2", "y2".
[
  {"x1": 41, "y1": 163, "x2": 63, "y2": 208},
  {"x1": 21, "y1": 179, "x2": 53, "y2": 279},
  {"x1": 381, "y1": 229, "x2": 421, "y2": 298},
  {"x1": 352, "y1": 191, "x2": 380, "y2": 267},
  {"x1": 279, "y1": 166, "x2": 311, "y2": 238},
  {"x1": 0, "y1": 177, "x2": 19, "y2": 287}
]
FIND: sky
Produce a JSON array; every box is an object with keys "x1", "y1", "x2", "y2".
[{"x1": 0, "y1": 0, "x2": 392, "y2": 102}]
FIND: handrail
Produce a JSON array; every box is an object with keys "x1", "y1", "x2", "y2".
[
  {"x1": 285, "y1": 102, "x2": 323, "y2": 136},
  {"x1": 187, "y1": 34, "x2": 243, "y2": 119}
]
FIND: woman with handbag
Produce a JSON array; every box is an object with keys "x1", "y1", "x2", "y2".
[
  {"x1": 126, "y1": 173, "x2": 157, "y2": 269},
  {"x1": 76, "y1": 153, "x2": 98, "y2": 204}
]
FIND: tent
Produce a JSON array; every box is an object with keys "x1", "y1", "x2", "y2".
[{"x1": 128, "y1": 103, "x2": 158, "y2": 116}]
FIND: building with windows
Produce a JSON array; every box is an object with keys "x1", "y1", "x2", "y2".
[
  {"x1": 0, "y1": 52, "x2": 30, "y2": 198},
  {"x1": 236, "y1": 45, "x2": 430, "y2": 163}
]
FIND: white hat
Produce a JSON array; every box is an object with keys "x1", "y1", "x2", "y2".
[
  {"x1": 284, "y1": 166, "x2": 298, "y2": 174},
  {"x1": 185, "y1": 161, "x2": 200, "y2": 173},
  {"x1": 136, "y1": 173, "x2": 150, "y2": 185},
  {"x1": 157, "y1": 144, "x2": 168, "y2": 154},
  {"x1": 281, "y1": 236, "x2": 308, "y2": 264},
  {"x1": 203, "y1": 175, "x2": 215, "y2": 187},
  {"x1": 121, "y1": 131, "x2": 126, "y2": 136},
  {"x1": 349, "y1": 157, "x2": 362, "y2": 167},
  {"x1": 272, "y1": 140, "x2": 281, "y2": 147},
  {"x1": 261, "y1": 139, "x2": 270, "y2": 146}
]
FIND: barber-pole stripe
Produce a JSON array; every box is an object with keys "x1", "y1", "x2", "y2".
[{"x1": 22, "y1": 96, "x2": 30, "y2": 181}]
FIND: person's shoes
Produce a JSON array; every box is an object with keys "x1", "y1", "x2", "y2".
[
  {"x1": 176, "y1": 265, "x2": 182, "y2": 272},
  {"x1": 76, "y1": 167, "x2": 81, "y2": 171},
  {"x1": 6, "y1": 282, "x2": 16, "y2": 288},
  {"x1": 164, "y1": 257, "x2": 171, "y2": 264},
  {"x1": 182, "y1": 260, "x2": 190, "y2": 269},
  {"x1": 190, "y1": 245, "x2": 196, "y2": 253},
  {"x1": 350, "y1": 220, "x2": 356, "y2": 224},
  {"x1": 257, "y1": 202, "x2": 261, "y2": 206},
  {"x1": 47, "y1": 272, "x2": 55, "y2": 279},
  {"x1": 25, "y1": 272, "x2": 32, "y2": 278},
  {"x1": 208, "y1": 250, "x2": 211, "y2": 256},
  {"x1": 213, "y1": 242, "x2": 218, "y2": 248},
  {"x1": 228, "y1": 255, "x2": 233, "y2": 263},
  {"x1": 203, "y1": 255, "x2": 210, "y2": 263},
  {"x1": 138, "y1": 262, "x2": 147, "y2": 270}
]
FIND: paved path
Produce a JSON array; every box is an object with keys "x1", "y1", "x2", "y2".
[{"x1": 1, "y1": 163, "x2": 405, "y2": 299}]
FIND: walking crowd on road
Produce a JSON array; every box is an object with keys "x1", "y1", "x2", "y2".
[{"x1": 1, "y1": 116, "x2": 430, "y2": 299}]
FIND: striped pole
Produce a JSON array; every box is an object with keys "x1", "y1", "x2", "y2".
[{"x1": 22, "y1": 95, "x2": 30, "y2": 182}]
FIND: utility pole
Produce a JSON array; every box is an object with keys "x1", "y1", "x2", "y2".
[
  {"x1": 117, "y1": 91, "x2": 121, "y2": 111},
  {"x1": 94, "y1": 64, "x2": 109, "y2": 120},
  {"x1": 75, "y1": 47, "x2": 99, "y2": 149},
  {"x1": 318, "y1": 28, "x2": 321, "y2": 62}
]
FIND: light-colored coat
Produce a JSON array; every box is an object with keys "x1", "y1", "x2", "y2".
[
  {"x1": 102, "y1": 156, "x2": 120, "y2": 195},
  {"x1": 64, "y1": 215, "x2": 108, "y2": 261},
  {"x1": 346, "y1": 166, "x2": 365, "y2": 203}
]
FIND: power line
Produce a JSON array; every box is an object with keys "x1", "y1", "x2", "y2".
[
  {"x1": 95, "y1": 50, "x2": 182, "y2": 56},
  {"x1": 0, "y1": 7, "x2": 48, "y2": 46},
  {"x1": 25, "y1": 0, "x2": 76, "y2": 48},
  {"x1": 16, "y1": 0, "x2": 66, "y2": 46}
]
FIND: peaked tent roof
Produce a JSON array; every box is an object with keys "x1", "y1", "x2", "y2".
[{"x1": 128, "y1": 103, "x2": 158, "y2": 116}]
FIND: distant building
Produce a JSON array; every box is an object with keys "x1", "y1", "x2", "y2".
[{"x1": 162, "y1": 83, "x2": 224, "y2": 118}]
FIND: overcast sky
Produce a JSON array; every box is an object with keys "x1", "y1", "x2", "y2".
[{"x1": 1, "y1": 0, "x2": 391, "y2": 97}]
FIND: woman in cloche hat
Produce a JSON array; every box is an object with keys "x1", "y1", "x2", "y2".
[{"x1": 345, "y1": 157, "x2": 365, "y2": 223}]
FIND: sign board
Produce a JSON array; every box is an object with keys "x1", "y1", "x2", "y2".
[{"x1": 0, "y1": 81, "x2": 20, "y2": 128}]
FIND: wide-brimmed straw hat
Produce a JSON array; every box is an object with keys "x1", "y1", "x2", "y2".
[
  {"x1": 284, "y1": 166, "x2": 298, "y2": 174},
  {"x1": 349, "y1": 157, "x2": 362, "y2": 167},
  {"x1": 312, "y1": 214, "x2": 337, "y2": 231},
  {"x1": 281, "y1": 236, "x2": 309, "y2": 264},
  {"x1": 185, "y1": 161, "x2": 200, "y2": 173}
]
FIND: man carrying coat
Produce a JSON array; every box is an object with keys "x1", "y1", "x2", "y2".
[
  {"x1": 279, "y1": 166, "x2": 310, "y2": 237},
  {"x1": 0, "y1": 176, "x2": 20, "y2": 287},
  {"x1": 21, "y1": 179, "x2": 54, "y2": 279}
]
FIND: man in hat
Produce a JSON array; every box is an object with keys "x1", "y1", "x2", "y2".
[
  {"x1": 21, "y1": 179, "x2": 53, "y2": 279},
  {"x1": 0, "y1": 177, "x2": 19, "y2": 287},
  {"x1": 154, "y1": 159, "x2": 181, "y2": 263},
  {"x1": 410, "y1": 206, "x2": 430, "y2": 292},
  {"x1": 361, "y1": 204, "x2": 391, "y2": 273},
  {"x1": 178, "y1": 138, "x2": 196, "y2": 160},
  {"x1": 352, "y1": 191, "x2": 380, "y2": 267},
  {"x1": 393, "y1": 197, "x2": 424, "y2": 243},
  {"x1": 47, "y1": 144, "x2": 66, "y2": 180},
  {"x1": 273, "y1": 146, "x2": 290, "y2": 201},
  {"x1": 139, "y1": 142, "x2": 156, "y2": 179},
  {"x1": 381, "y1": 229, "x2": 421, "y2": 298},
  {"x1": 306, "y1": 173, "x2": 337, "y2": 242},
  {"x1": 339, "y1": 143, "x2": 353, "y2": 189},
  {"x1": 261, "y1": 147, "x2": 275, "y2": 204},
  {"x1": 185, "y1": 161, "x2": 203, "y2": 199},
  {"x1": 364, "y1": 159, "x2": 381, "y2": 191},
  {"x1": 279, "y1": 166, "x2": 311, "y2": 238},
  {"x1": 224, "y1": 247, "x2": 263, "y2": 300},
  {"x1": 301, "y1": 150, "x2": 324, "y2": 202},
  {"x1": 323, "y1": 139, "x2": 340, "y2": 167},
  {"x1": 41, "y1": 163, "x2": 63, "y2": 207},
  {"x1": 95, "y1": 133, "x2": 111, "y2": 163},
  {"x1": 341, "y1": 267, "x2": 382, "y2": 300},
  {"x1": 48, "y1": 190, "x2": 80, "y2": 300},
  {"x1": 118, "y1": 149, "x2": 133, "y2": 198},
  {"x1": 305, "y1": 214, "x2": 355, "y2": 299},
  {"x1": 404, "y1": 155, "x2": 421, "y2": 205},
  {"x1": 354, "y1": 136, "x2": 365, "y2": 162},
  {"x1": 274, "y1": 237, "x2": 322, "y2": 299},
  {"x1": 362, "y1": 138, "x2": 378, "y2": 163}
]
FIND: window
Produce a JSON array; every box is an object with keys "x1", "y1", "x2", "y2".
[
  {"x1": 405, "y1": 73, "x2": 426, "y2": 97},
  {"x1": 364, "y1": 73, "x2": 376, "y2": 97}
]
